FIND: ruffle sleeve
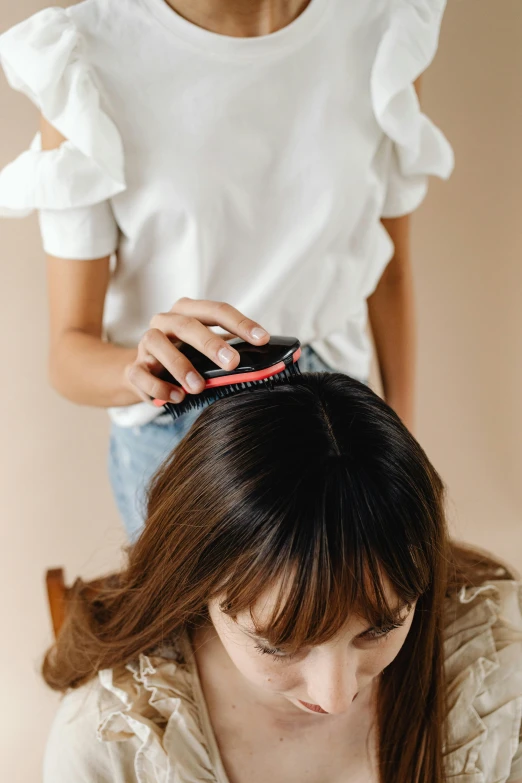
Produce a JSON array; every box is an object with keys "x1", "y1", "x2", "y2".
[
  {"x1": 97, "y1": 648, "x2": 218, "y2": 783},
  {"x1": 371, "y1": 0, "x2": 455, "y2": 218},
  {"x1": 442, "y1": 580, "x2": 522, "y2": 782},
  {"x1": 0, "y1": 7, "x2": 125, "y2": 258}
]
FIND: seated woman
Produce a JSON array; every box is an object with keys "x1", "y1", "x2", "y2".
[{"x1": 42, "y1": 374, "x2": 522, "y2": 783}]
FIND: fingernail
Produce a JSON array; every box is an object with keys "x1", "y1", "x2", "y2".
[
  {"x1": 218, "y1": 346, "x2": 237, "y2": 365},
  {"x1": 170, "y1": 389, "x2": 184, "y2": 403},
  {"x1": 251, "y1": 327, "x2": 268, "y2": 340},
  {"x1": 186, "y1": 371, "x2": 203, "y2": 392}
]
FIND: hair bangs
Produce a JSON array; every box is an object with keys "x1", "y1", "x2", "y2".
[{"x1": 212, "y1": 460, "x2": 428, "y2": 652}]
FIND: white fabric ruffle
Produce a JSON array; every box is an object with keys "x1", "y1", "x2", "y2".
[
  {"x1": 0, "y1": 133, "x2": 124, "y2": 217},
  {"x1": 98, "y1": 646, "x2": 217, "y2": 783},
  {"x1": 94, "y1": 581, "x2": 522, "y2": 783},
  {"x1": 0, "y1": 7, "x2": 125, "y2": 218},
  {"x1": 371, "y1": 0, "x2": 455, "y2": 217},
  {"x1": 442, "y1": 581, "x2": 522, "y2": 781}
]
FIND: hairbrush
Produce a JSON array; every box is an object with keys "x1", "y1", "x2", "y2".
[{"x1": 155, "y1": 335, "x2": 301, "y2": 419}]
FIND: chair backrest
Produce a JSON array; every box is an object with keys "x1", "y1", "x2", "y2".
[{"x1": 45, "y1": 568, "x2": 68, "y2": 639}]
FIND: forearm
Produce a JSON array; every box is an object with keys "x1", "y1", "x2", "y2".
[
  {"x1": 368, "y1": 225, "x2": 417, "y2": 430},
  {"x1": 49, "y1": 330, "x2": 141, "y2": 408},
  {"x1": 365, "y1": 81, "x2": 423, "y2": 429}
]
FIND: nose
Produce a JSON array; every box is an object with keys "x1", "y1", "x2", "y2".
[{"x1": 304, "y1": 651, "x2": 358, "y2": 715}]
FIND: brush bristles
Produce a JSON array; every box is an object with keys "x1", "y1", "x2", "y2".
[{"x1": 164, "y1": 362, "x2": 301, "y2": 420}]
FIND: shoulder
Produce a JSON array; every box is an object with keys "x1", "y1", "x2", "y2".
[
  {"x1": 0, "y1": 0, "x2": 130, "y2": 31},
  {"x1": 96, "y1": 650, "x2": 216, "y2": 781},
  {"x1": 43, "y1": 677, "x2": 125, "y2": 783},
  {"x1": 367, "y1": 0, "x2": 454, "y2": 216},
  {"x1": 0, "y1": 0, "x2": 137, "y2": 71},
  {"x1": 369, "y1": 0, "x2": 450, "y2": 107},
  {"x1": 44, "y1": 647, "x2": 215, "y2": 783},
  {"x1": 0, "y1": 0, "x2": 126, "y2": 220},
  {"x1": 443, "y1": 579, "x2": 522, "y2": 645},
  {"x1": 443, "y1": 580, "x2": 522, "y2": 782}
]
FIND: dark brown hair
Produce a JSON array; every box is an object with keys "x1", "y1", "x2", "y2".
[{"x1": 42, "y1": 373, "x2": 516, "y2": 782}]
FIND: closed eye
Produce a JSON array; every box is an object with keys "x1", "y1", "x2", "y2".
[
  {"x1": 254, "y1": 643, "x2": 296, "y2": 660},
  {"x1": 358, "y1": 620, "x2": 405, "y2": 641},
  {"x1": 253, "y1": 618, "x2": 408, "y2": 660}
]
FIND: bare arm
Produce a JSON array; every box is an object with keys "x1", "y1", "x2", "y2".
[
  {"x1": 367, "y1": 213, "x2": 416, "y2": 430},
  {"x1": 366, "y1": 78, "x2": 423, "y2": 431},
  {"x1": 47, "y1": 254, "x2": 142, "y2": 407},
  {"x1": 41, "y1": 117, "x2": 142, "y2": 407}
]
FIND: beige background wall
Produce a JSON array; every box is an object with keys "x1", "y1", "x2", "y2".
[{"x1": 0, "y1": 1, "x2": 521, "y2": 780}]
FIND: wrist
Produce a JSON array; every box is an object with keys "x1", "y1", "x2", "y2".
[{"x1": 120, "y1": 356, "x2": 144, "y2": 406}]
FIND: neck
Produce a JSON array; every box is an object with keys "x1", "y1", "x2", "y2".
[{"x1": 165, "y1": 0, "x2": 312, "y2": 37}]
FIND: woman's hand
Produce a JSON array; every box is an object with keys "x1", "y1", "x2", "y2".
[{"x1": 124, "y1": 298, "x2": 270, "y2": 406}]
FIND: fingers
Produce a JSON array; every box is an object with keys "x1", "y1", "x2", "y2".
[
  {"x1": 170, "y1": 298, "x2": 270, "y2": 345},
  {"x1": 127, "y1": 328, "x2": 206, "y2": 403},
  {"x1": 143, "y1": 327, "x2": 213, "y2": 393},
  {"x1": 150, "y1": 312, "x2": 243, "y2": 374},
  {"x1": 125, "y1": 361, "x2": 186, "y2": 405},
  {"x1": 127, "y1": 300, "x2": 271, "y2": 407}
]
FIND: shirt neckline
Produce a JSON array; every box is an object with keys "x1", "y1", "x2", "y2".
[{"x1": 139, "y1": 0, "x2": 332, "y2": 60}]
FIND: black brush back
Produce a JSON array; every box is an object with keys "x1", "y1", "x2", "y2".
[
  {"x1": 162, "y1": 336, "x2": 301, "y2": 420},
  {"x1": 161, "y1": 336, "x2": 300, "y2": 385}
]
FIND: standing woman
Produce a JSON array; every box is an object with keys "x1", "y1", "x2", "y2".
[{"x1": 0, "y1": 0, "x2": 454, "y2": 539}]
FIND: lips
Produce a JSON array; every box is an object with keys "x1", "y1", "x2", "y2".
[
  {"x1": 298, "y1": 692, "x2": 359, "y2": 713},
  {"x1": 298, "y1": 700, "x2": 329, "y2": 714}
]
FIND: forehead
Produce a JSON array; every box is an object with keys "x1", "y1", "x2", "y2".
[{"x1": 236, "y1": 569, "x2": 402, "y2": 629}]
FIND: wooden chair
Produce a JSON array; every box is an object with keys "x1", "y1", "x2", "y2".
[
  {"x1": 45, "y1": 568, "x2": 69, "y2": 639},
  {"x1": 45, "y1": 568, "x2": 114, "y2": 639}
]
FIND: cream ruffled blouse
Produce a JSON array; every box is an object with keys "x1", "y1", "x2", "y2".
[{"x1": 42, "y1": 580, "x2": 522, "y2": 782}]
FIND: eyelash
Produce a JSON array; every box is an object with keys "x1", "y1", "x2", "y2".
[
  {"x1": 254, "y1": 621, "x2": 405, "y2": 660},
  {"x1": 363, "y1": 621, "x2": 404, "y2": 640}
]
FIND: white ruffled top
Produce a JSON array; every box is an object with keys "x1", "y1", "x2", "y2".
[
  {"x1": 42, "y1": 580, "x2": 522, "y2": 782},
  {"x1": 0, "y1": 0, "x2": 454, "y2": 427}
]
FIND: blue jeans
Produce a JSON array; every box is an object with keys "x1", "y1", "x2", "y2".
[{"x1": 108, "y1": 346, "x2": 340, "y2": 540}]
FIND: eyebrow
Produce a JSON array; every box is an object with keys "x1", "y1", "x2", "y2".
[{"x1": 239, "y1": 601, "x2": 412, "y2": 640}]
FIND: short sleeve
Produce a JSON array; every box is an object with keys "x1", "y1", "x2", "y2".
[
  {"x1": 371, "y1": 0, "x2": 454, "y2": 218},
  {"x1": 0, "y1": 7, "x2": 126, "y2": 259}
]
